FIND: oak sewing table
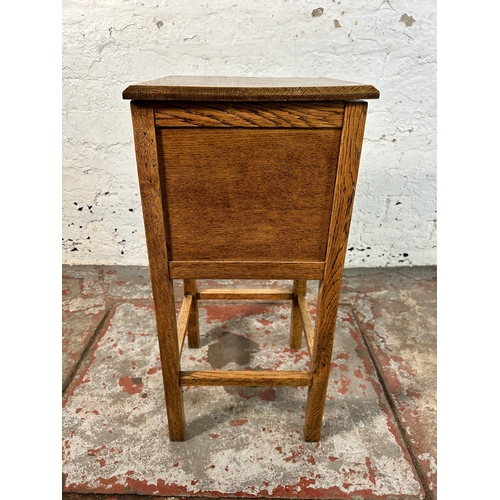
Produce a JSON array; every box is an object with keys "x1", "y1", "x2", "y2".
[{"x1": 123, "y1": 76, "x2": 380, "y2": 441}]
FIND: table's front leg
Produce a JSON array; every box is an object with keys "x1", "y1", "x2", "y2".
[
  {"x1": 130, "y1": 101, "x2": 185, "y2": 441},
  {"x1": 304, "y1": 101, "x2": 368, "y2": 441}
]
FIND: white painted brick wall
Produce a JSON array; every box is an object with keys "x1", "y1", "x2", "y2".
[{"x1": 62, "y1": 0, "x2": 436, "y2": 267}]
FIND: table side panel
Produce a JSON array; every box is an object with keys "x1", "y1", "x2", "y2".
[{"x1": 156, "y1": 127, "x2": 342, "y2": 262}]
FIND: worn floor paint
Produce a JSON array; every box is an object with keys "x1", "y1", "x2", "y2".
[
  {"x1": 345, "y1": 268, "x2": 437, "y2": 498},
  {"x1": 62, "y1": 266, "x2": 436, "y2": 499},
  {"x1": 63, "y1": 299, "x2": 423, "y2": 499},
  {"x1": 62, "y1": 267, "x2": 108, "y2": 387}
]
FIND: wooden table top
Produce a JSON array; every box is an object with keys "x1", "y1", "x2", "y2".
[{"x1": 122, "y1": 75, "x2": 380, "y2": 101}]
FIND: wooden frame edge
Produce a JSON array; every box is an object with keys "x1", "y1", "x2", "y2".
[{"x1": 180, "y1": 370, "x2": 311, "y2": 387}]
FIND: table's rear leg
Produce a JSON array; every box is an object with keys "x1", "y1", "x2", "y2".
[
  {"x1": 290, "y1": 280, "x2": 307, "y2": 349},
  {"x1": 184, "y1": 279, "x2": 200, "y2": 348}
]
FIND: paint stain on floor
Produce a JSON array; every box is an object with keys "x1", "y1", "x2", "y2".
[{"x1": 62, "y1": 301, "x2": 424, "y2": 499}]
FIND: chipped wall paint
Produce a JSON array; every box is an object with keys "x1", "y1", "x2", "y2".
[{"x1": 62, "y1": 0, "x2": 436, "y2": 267}]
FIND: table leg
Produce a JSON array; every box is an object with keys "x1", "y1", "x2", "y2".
[
  {"x1": 184, "y1": 279, "x2": 200, "y2": 348},
  {"x1": 131, "y1": 101, "x2": 186, "y2": 441},
  {"x1": 304, "y1": 101, "x2": 368, "y2": 441},
  {"x1": 290, "y1": 280, "x2": 307, "y2": 349}
]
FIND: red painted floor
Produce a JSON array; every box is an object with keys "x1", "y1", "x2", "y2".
[{"x1": 62, "y1": 267, "x2": 436, "y2": 500}]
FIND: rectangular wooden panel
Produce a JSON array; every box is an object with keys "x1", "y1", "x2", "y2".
[
  {"x1": 180, "y1": 370, "x2": 311, "y2": 386},
  {"x1": 169, "y1": 261, "x2": 325, "y2": 279},
  {"x1": 154, "y1": 102, "x2": 345, "y2": 128},
  {"x1": 156, "y1": 128, "x2": 341, "y2": 262}
]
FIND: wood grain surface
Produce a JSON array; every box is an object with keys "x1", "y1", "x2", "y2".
[
  {"x1": 176, "y1": 294, "x2": 192, "y2": 355},
  {"x1": 123, "y1": 75, "x2": 380, "y2": 101},
  {"x1": 304, "y1": 101, "x2": 368, "y2": 442},
  {"x1": 298, "y1": 295, "x2": 315, "y2": 358},
  {"x1": 197, "y1": 289, "x2": 293, "y2": 300},
  {"x1": 180, "y1": 370, "x2": 311, "y2": 386},
  {"x1": 157, "y1": 128, "x2": 341, "y2": 262},
  {"x1": 169, "y1": 261, "x2": 325, "y2": 279},
  {"x1": 154, "y1": 102, "x2": 345, "y2": 128},
  {"x1": 183, "y1": 279, "x2": 200, "y2": 348},
  {"x1": 127, "y1": 83, "x2": 374, "y2": 440},
  {"x1": 290, "y1": 280, "x2": 307, "y2": 349},
  {"x1": 130, "y1": 102, "x2": 185, "y2": 441}
]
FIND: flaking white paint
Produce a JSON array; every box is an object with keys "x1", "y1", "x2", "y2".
[{"x1": 62, "y1": 0, "x2": 437, "y2": 267}]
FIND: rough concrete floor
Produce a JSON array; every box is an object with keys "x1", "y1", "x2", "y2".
[{"x1": 62, "y1": 266, "x2": 436, "y2": 500}]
